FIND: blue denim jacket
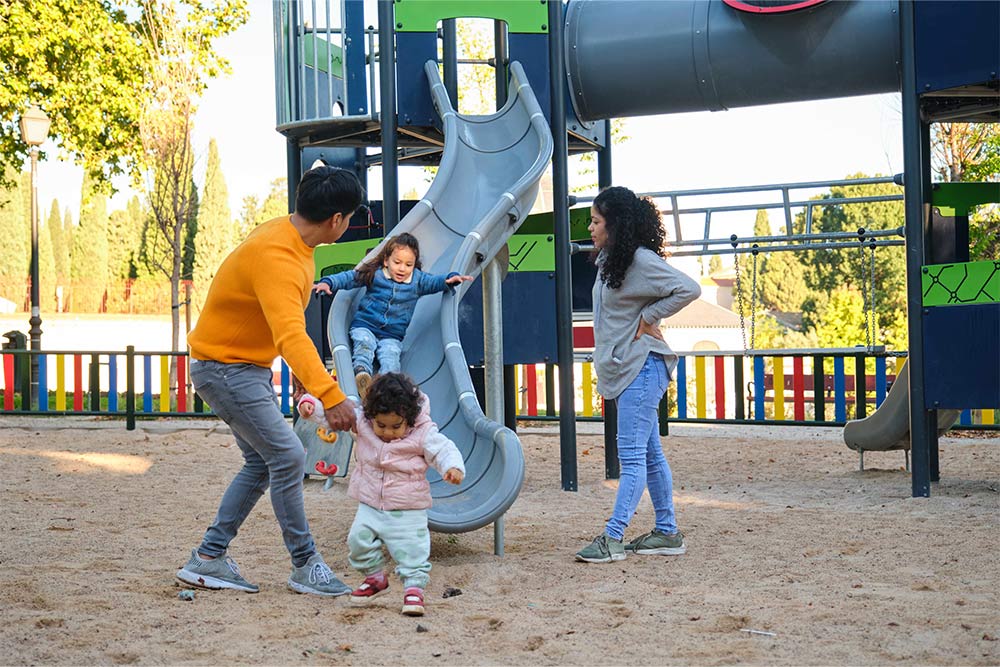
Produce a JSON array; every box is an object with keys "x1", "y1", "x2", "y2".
[{"x1": 320, "y1": 268, "x2": 459, "y2": 341}]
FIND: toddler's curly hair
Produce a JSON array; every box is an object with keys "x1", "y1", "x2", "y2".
[{"x1": 362, "y1": 372, "x2": 422, "y2": 426}]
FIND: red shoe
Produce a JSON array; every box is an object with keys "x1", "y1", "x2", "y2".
[
  {"x1": 349, "y1": 571, "x2": 388, "y2": 605},
  {"x1": 401, "y1": 587, "x2": 425, "y2": 616}
]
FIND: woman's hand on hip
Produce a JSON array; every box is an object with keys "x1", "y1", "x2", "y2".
[{"x1": 635, "y1": 318, "x2": 664, "y2": 342}]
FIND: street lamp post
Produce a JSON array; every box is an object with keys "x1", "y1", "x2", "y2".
[{"x1": 19, "y1": 105, "x2": 51, "y2": 409}]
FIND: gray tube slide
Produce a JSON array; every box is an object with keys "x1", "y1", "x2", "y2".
[
  {"x1": 565, "y1": 0, "x2": 900, "y2": 122},
  {"x1": 326, "y1": 62, "x2": 553, "y2": 533},
  {"x1": 844, "y1": 361, "x2": 959, "y2": 453}
]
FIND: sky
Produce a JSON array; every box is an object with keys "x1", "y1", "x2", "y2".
[{"x1": 34, "y1": 2, "x2": 904, "y2": 235}]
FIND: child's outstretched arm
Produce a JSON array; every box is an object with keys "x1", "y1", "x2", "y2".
[
  {"x1": 415, "y1": 270, "x2": 473, "y2": 296},
  {"x1": 423, "y1": 424, "x2": 466, "y2": 484},
  {"x1": 313, "y1": 269, "x2": 361, "y2": 295}
]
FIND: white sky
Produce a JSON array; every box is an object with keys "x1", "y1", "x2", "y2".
[{"x1": 35, "y1": 3, "x2": 904, "y2": 237}]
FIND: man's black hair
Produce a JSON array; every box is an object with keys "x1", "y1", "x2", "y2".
[{"x1": 295, "y1": 166, "x2": 366, "y2": 223}]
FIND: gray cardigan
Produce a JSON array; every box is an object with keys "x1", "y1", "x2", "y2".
[{"x1": 592, "y1": 247, "x2": 701, "y2": 399}]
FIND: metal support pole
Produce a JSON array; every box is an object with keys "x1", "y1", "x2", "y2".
[
  {"x1": 598, "y1": 118, "x2": 615, "y2": 477},
  {"x1": 549, "y1": 0, "x2": 577, "y2": 491},
  {"x1": 598, "y1": 119, "x2": 612, "y2": 187},
  {"x1": 494, "y1": 20, "x2": 508, "y2": 106},
  {"x1": 900, "y1": 0, "x2": 933, "y2": 498},
  {"x1": 28, "y1": 148, "x2": 42, "y2": 409},
  {"x1": 442, "y1": 19, "x2": 458, "y2": 108},
  {"x1": 126, "y1": 346, "x2": 135, "y2": 431},
  {"x1": 483, "y1": 259, "x2": 505, "y2": 556},
  {"x1": 378, "y1": 0, "x2": 399, "y2": 232},
  {"x1": 286, "y1": 139, "x2": 301, "y2": 213}
]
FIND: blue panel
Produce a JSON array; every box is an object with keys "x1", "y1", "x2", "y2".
[
  {"x1": 509, "y1": 33, "x2": 550, "y2": 122},
  {"x1": 344, "y1": 0, "x2": 368, "y2": 115},
  {"x1": 676, "y1": 357, "x2": 687, "y2": 419},
  {"x1": 280, "y1": 361, "x2": 291, "y2": 415},
  {"x1": 960, "y1": 409, "x2": 972, "y2": 425},
  {"x1": 109, "y1": 355, "x2": 118, "y2": 412},
  {"x1": 915, "y1": 1, "x2": 1000, "y2": 92},
  {"x1": 875, "y1": 357, "x2": 887, "y2": 407},
  {"x1": 143, "y1": 355, "x2": 152, "y2": 413},
  {"x1": 396, "y1": 32, "x2": 438, "y2": 126},
  {"x1": 38, "y1": 355, "x2": 47, "y2": 412},
  {"x1": 834, "y1": 357, "x2": 846, "y2": 423},
  {"x1": 923, "y1": 303, "x2": 1000, "y2": 409},
  {"x1": 458, "y1": 272, "x2": 557, "y2": 365},
  {"x1": 753, "y1": 356, "x2": 765, "y2": 420}
]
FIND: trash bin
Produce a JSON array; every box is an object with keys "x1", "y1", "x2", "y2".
[{"x1": 2, "y1": 330, "x2": 27, "y2": 389}]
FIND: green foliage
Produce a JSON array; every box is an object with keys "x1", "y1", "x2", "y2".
[
  {"x1": 48, "y1": 200, "x2": 69, "y2": 283},
  {"x1": 0, "y1": 168, "x2": 27, "y2": 281},
  {"x1": 708, "y1": 254, "x2": 723, "y2": 275},
  {"x1": 70, "y1": 173, "x2": 110, "y2": 310},
  {"x1": 193, "y1": 139, "x2": 234, "y2": 310},
  {"x1": 932, "y1": 123, "x2": 1000, "y2": 183},
  {"x1": 0, "y1": 1, "x2": 146, "y2": 189},
  {"x1": 181, "y1": 180, "x2": 199, "y2": 281},
  {"x1": 814, "y1": 288, "x2": 867, "y2": 349}
]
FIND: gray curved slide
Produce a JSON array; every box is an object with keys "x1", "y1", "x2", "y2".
[
  {"x1": 844, "y1": 362, "x2": 959, "y2": 453},
  {"x1": 324, "y1": 61, "x2": 553, "y2": 533},
  {"x1": 565, "y1": 0, "x2": 900, "y2": 121}
]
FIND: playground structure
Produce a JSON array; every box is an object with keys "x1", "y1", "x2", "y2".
[{"x1": 268, "y1": 0, "x2": 999, "y2": 531}]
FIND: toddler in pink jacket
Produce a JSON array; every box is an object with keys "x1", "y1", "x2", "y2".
[{"x1": 346, "y1": 373, "x2": 465, "y2": 616}]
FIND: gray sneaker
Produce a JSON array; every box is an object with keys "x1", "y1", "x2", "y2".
[
  {"x1": 575, "y1": 533, "x2": 626, "y2": 563},
  {"x1": 288, "y1": 553, "x2": 351, "y2": 596},
  {"x1": 625, "y1": 529, "x2": 686, "y2": 555},
  {"x1": 176, "y1": 549, "x2": 259, "y2": 593}
]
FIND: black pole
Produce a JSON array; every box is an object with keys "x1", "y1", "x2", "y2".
[
  {"x1": 598, "y1": 118, "x2": 616, "y2": 477},
  {"x1": 494, "y1": 20, "x2": 508, "y2": 106},
  {"x1": 920, "y1": 123, "x2": 941, "y2": 483},
  {"x1": 549, "y1": 0, "x2": 577, "y2": 491},
  {"x1": 503, "y1": 364, "x2": 517, "y2": 433},
  {"x1": 89, "y1": 353, "x2": 100, "y2": 412},
  {"x1": 442, "y1": 18, "x2": 458, "y2": 108},
  {"x1": 126, "y1": 345, "x2": 136, "y2": 431},
  {"x1": 28, "y1": 148, "x2": 41, "y2": 409},
  {"x1": 378, "y1": 0, "x2": 399, "y2": 233},
  {"x1": 286, "y1": 139, "x2": 301, "y2": 212},
  {"x1": 598, "y1": 119, "x2": 612, "y2": 187},
  {"x1": 900, "y1": 0, "x2": 933, "y2": 498}
]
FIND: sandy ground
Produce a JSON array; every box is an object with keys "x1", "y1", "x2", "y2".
[{"x1": 1, "y1": 417, "x2": 998, "y2": 666}]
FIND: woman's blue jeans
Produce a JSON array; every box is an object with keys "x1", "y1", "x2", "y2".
[{"x1": 605, "y1": 354, "x2": 678, "y2": 541}]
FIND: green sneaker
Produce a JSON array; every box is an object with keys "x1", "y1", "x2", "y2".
[
  {"x1": 575, "y1": 534, "x2": 626, "y2": 563},
  {"x1": 176, "y1": 549, "x2": 259, "y2": 593},
  {"x1": 288, "y1": 553, "x2": 351, "y2": 596},
  {"x1": 625, "y1": 529, "x2": 686, "y2": 555}
]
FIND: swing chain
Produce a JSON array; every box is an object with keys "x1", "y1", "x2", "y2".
[
  {"x1": 868, "y1": 238, "x2": 877, "y2": 352},
  {"x1": 857, "y1": 228, "x2": 878, "y2": 352},
  {"x1": 731, "y1": 235, "x2": 747, "y2": 352},
  {"x1": 750, "y1": 244, "x2": 759, "y2": 350}
]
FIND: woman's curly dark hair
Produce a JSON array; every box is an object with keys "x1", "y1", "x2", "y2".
[
  {"x1": 592, "y1": 186, "x2": 666, "y2": 289},
  {"x1": 355, "y1": 232, "x2": 423, "y2": 287},
  {"x1": 362, "y1": 372, "x2": 422, "y2": 426}
]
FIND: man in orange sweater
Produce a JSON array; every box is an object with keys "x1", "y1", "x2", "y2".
[{"x1": 176, "y1": 166, "x2": 364, "y2": 596}]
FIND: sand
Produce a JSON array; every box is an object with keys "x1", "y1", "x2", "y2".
[{"x1": 1, "y1": 417, "x2": 998, "y2": 666}]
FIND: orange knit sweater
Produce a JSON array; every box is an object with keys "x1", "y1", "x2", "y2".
[{"x1": 188, "y1": 216, "x2": 346, "y2": 408}]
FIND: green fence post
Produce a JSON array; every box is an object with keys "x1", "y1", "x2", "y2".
[
  {"x1": 126, "y1": 346, "x2": 136, "y2": 431},
  {"x1": 89, "y1": 353, "x2": 100, "y2": 412}
]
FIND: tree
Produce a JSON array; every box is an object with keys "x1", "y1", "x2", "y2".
[
  {"x1": 193, "y1": 139, "x2": 234, "y2": 310},
  {"x1": 70, "y1": 174, "x2": 110, "y2": 311},
  {"x1": 0, "y1": 168, "x2": 27, "y2": 283},
  {"x1": 814, "y1": 288, "x2": 867, "y2": 350},
  {"x1": 931, "y1": 123, "x2": 1000, "y2": 183},
  {"x1": 48, "y1": 200, "x2": 69, "y2": 284},
  {"x1": 708, "y1": 254, "x2": 723, "y2": 275},
  {"x1": 181, "y1": 180, "x2": 199, "y2": 281},
  {"x1": 0, "y1": 1, "x2": 147, "y2": 189}
]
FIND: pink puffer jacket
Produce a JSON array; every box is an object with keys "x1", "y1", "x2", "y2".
[{"x1": 348, "y1": 393, "x2": 465, "y2": 511}]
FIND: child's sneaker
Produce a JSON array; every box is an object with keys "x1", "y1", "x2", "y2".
[
  {"x1": 625, "y1": 529, "x2": 686, "y2": 555},
  {"x1": 350, "y1": 571, "x2": 389, "y2": 605},
  {"x1": 176, "y1": 549, "x2": 259, "y2": 593},
  {"x1": 355, "y1": 371, "x2": 372, "y2": 400},
  {"x1": 574, "y1": 533, "x2": 625, "y2": 563},
  {"x1": 401, "y1": 587, "x2": 425, "y2": 616}
]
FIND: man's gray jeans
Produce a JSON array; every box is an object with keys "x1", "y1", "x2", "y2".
[{"x1": 190, "y1": 359, "x2": 316, "y2": 567}]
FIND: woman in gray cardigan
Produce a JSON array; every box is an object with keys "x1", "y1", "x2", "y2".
[{"x1": 575, "y1": 186, "x2": 701, "y2": 564}]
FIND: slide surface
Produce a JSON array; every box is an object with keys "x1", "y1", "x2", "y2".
[
  {"x1": 843, "y1": 361, "x2": 959, "y2": 452},
  {"x1": 324, "y1": 61, "x2": 553, "y2": 533}
]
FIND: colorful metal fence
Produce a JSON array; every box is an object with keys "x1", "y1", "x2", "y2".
[
  {"x1": 2, "y1": 347, "x2": 997, "y2": 430},
  {"x1": 0, "y1": 347, "x2": 294, "y2": 430}
]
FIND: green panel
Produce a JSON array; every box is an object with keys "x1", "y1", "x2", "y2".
[
  {"x1": 394, "y1": 0, "x2": 549, "y2": 33},
  {"x1": 303, "y1": 34, "x2": 344, "y2": 79},
  {"x1": 517, "y1": 206, "x2": 592, "y2": 239},
  {"x1": 931, "y1": 182, "x2": 1000, "y2": 217},
  {"x1": 313, "y1": 238, "x2": 380, "y2": 280},
  {"x1": 922, "y1": 258, "x2": 1000, "y2": 306}
]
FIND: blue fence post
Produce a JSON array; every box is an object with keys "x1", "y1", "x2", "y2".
[
  {"x1": 753, "y1": 356, "x2": 765, "y2": 420},
  {"x1": 875, "y1": 356, "x2": 887, "y2": 407},
  {"x1": 676, "y1": 356, "x2": 687, "y2": 419},
  {"x1": 109, "y1": 354, "x2": 118, "y2": 412},
  {"x1": 38, "y1": 354, "x2": 48, "y2": 412},
  {"x1": 280, "y1": 360, "x2": 291, "y2": 415},
  {"x1": 834, "y1": 357, "x2": 846, "y2": 422},
  {"x1": 143, "y1": 355, "x2": 152, "y2": 413}
]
